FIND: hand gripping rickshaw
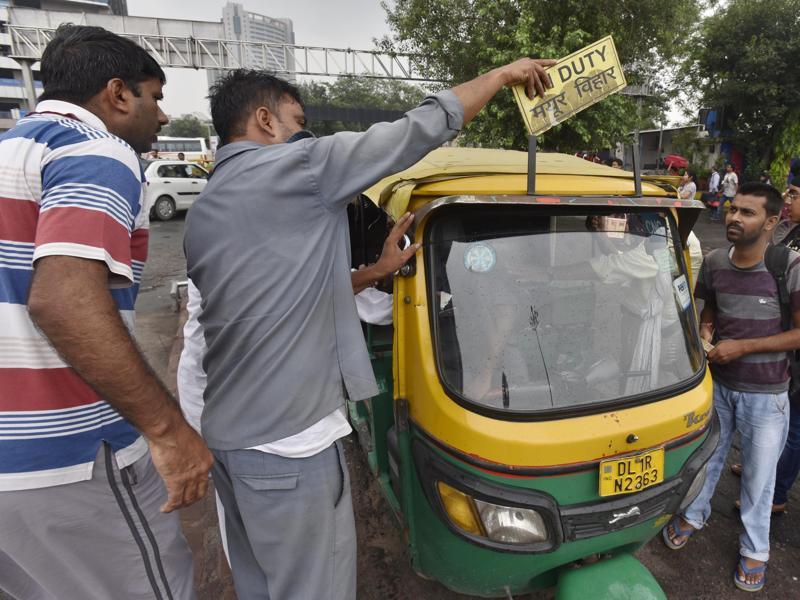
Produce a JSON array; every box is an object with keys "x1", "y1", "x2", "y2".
[{"x1": 347, "y1": 143, "x2": 717, "y2": 599}]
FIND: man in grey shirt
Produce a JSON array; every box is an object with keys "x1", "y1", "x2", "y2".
[{"x1": 184, "y1": 58, "x2": 553, "y2": 599}]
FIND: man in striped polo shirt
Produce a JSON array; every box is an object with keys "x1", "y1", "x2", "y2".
[
  {"x1": 662, "y1": 182, "x2": 800, "y2": 592},
  {"x1": 0, "y1": 26, "x2": 212, "y2": 599}
]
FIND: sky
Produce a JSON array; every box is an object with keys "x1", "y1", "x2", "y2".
[
  {"x1": 127, "y1": 1, "x2": 687, "y2": 126},
  {"x1": 127, "y1": 0, "x2": 393, "y2": 118}
]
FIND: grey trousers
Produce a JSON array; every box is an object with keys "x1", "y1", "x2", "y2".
[
  {"x1": 0, "y1": 444, "x2": 195, "y2": 600},
  {"x1": 211, "y1": 439, "x2": 356, "y2": 600}
]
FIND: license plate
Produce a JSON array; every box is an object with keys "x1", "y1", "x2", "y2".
[{"x1": 599, "y1": 448, "x2": 665, "y2": 497}]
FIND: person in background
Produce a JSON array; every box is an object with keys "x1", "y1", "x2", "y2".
[
  {"x1": 611, "y1": 157, "x2": 623, "y2": 169},
  {"x1": 687, "y1": 230, "x2": 703, "y2": 292},
  {"x1": 678, "y1": 169, "x2": 698, "y2": 201},
  {"x1": 708, "y1": 165, "x2": 721, "y2": 196},
  {"x1": 760, "y1": 170, "x2": 773, "y2": 187},
  {"x1": 718, "y1": 163, "x2": 739, "y2": 222},
  {"x1": 706, "y1": 165, "x2": 722, "y2": 221},
  {"x1": 178, "y1": 151, "x2": 185, "y2": 161},
  {"x1": 788, "y1": 161, "x2": 800, "y2": 188}
]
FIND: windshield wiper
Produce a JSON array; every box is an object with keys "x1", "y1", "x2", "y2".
[
  {"x1": 530, "y1": 305, "x2": 555, "y2": 408},
  {"x1": 502, "y1": 372, "x2": 509, "y2": 408}
]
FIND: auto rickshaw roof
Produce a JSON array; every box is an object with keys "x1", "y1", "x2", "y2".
[{"x1": 363, "y1": 147, "x2": 697, "y2": 220}]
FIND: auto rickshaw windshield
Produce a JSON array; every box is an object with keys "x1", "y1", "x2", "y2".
[{"x1": 427, "y1": 206, "x2": 703, "y2": 415}]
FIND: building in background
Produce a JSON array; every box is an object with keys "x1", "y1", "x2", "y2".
[
  {"x1": 0, "y1": 0, "x2": 127, "y2": 130},
  {"x1": 0, "y1": 1, "x2": 125, "y2": 14},
  {"x1": 207, "y1": 1, "x2": 295, "y2": 89}
]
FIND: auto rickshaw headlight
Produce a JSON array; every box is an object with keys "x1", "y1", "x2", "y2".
[
  {"x1": 437, "y1": 481, "x2": 483, "y2": 535},
  {"x1": 474, "y1": 498, "x2": 549, "y2": 544}
]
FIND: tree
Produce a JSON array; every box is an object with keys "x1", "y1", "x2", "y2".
[
  {"x1": 299, "y1": 77, "x2": 425, "y2": 135},
  {"x1": 161, "y1": 113, "x2": 209, "y2": 139},
  {"x1": 380, "y1": 0, "x2": 702, "y2": 151},
  {"x1": 682, "y1": 0, "x2": 800, "y2": 181}
]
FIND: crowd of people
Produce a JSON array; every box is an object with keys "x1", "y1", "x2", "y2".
[{"x1": 1, "y1": 22, "x2": 798, "y2": 600}]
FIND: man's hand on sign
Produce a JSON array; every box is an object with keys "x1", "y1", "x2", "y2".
[{"x1": 497, "y1": 58, "x2": 557, "y2": 99}]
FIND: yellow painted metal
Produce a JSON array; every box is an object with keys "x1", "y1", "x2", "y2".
[
  {"x1": 364, "y1": 147, "x2": 676, "y2": 220},
  {"x1": 386, "y1": 147, "x2": 710, "y2": 468},
  {"x1": 393, "y1": 255, "x2": 712, "y2": 467}
]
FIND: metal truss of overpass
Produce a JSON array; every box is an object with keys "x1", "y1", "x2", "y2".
[{"x1": 7, "y1": 25, "x2": 435, "y2": 82}]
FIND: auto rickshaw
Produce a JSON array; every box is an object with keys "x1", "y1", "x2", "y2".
[{"x1": 347, "y1": 144, "x2": 717, "y2": 598}]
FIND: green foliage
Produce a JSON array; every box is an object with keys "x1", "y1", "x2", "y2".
[
  {"x1": 380, "y1": 0, "x2": 703, "y2": 150},
  {"x1": 671, "y1": 127, "x2": 710, "y2": 168},
  {"x1": 161, "y1": 113, "x2": 209, "y2": 139},
  {"x1": 683, "y1": 0, "x2": 800, "y2": 169},
  {"x1": 298, "y1": 77, "x2": 425, "y2": 134},
  {"x1": 769, "y1": 111, "x2": 800, "y2": 186}
]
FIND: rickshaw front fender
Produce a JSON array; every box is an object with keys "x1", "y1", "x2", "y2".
[{"x1": 556, "y1": 554, "x2": 666, "y2": 600}]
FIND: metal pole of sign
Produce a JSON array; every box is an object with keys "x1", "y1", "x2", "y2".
[
  {"x1": 527, "y1": 134, "x2": 537, "y2": 195},
  {"x1": 631, "y1": 142, "x2": 642, "y2": 197}
]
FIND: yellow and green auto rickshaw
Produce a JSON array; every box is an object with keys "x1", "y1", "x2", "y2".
[{"x1": 347, "y1": 145, "x2": 717, "y2": 599}]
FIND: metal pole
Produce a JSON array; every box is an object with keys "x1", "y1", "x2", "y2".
[
  {"x1": 632, "y1": 142, "x2": 642, "y2": 197},
  {"x1": 527, "y1": 134, "x2": 537, "y2": 195},
  {"x1": 18, "y1": 59, "x2": 38, "y2": 112}
]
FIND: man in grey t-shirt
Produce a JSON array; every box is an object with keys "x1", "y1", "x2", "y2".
[
  {"x1": 185, "y1": 59, "x2": 554, "y2": 599},
  {"x1": 662, "y1": 182, "x2": 800, "y2": 592}
]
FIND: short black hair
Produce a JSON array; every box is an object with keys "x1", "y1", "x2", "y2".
[
  {"x1": 209, "y1": 69, "x2": 304, "y2": 145},
  {"x1": 39, "y1": 24, "x2": 165, "y2": 104},
  {"x1": 791, "y1": 176, "x2": 800, "y2": 188},
  {"x1": 738, "y1": 181, "x2": 783, "y2": 217}
]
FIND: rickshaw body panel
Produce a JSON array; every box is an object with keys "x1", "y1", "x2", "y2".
[{"x1": 350, "y1": 149, "x2": 714, "y2": 597}]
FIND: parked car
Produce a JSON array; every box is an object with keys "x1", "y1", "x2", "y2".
[{"x1": 144, "y1": 160, "x2": 209, "y2": 221}]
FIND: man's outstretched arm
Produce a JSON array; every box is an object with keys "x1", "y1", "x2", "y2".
[
  {"x1": 309, "y1": 57, "x2": 557, "y2": 207},
  {"x1": 28, "y1": 256, "x2": 213, "y2": 512},
  {"x1": 452, "y1": 58, "x2": 555, "y2": 125}
]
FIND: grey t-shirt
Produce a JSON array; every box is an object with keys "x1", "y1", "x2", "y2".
[
  {"x1": 695, "y1": 247, "x2": 800, "y2": 393},
  {"x1": 185, "y1": 92, "x2": 464, "y2": 450}
]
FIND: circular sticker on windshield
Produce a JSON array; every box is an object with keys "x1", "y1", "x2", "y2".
[{"x1": 464, "y1": 242, "x2": 496, "y2": 273}]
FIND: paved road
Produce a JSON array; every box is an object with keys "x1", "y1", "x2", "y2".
[{"x1": 132, "y1": 210, "x2": 800, "y2": 599}]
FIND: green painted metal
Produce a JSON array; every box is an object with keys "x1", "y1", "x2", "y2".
[
  {"x1": 350, "y1": 323, "x2": 403, "y2": 519},
  {"x1": 354, "y1": 324, "x2": 696, "y2": 597},
  {"x1": 401, "y1": 428, "x2": 707, "y2": 596},
  {"x1": 556, "y1": 554, "x2": 666, "y2": 600},
  {"x1": 408, "y1": 455, "x2": 668, "y2": 597}
]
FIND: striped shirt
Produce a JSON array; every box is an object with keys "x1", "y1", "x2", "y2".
[
  {"x1": 695, "y1": 246, "x2": 800, "y2": 393},
  {"x1": 0, "y1": 100, "x2": 148, "y2": 491}
]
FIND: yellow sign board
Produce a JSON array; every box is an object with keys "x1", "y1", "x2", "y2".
[{"x1": 512, "y1": 36, "x2": 627, "y2": 136}]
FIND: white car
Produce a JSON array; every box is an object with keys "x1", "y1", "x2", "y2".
[{"x1": 144, "y1": 160, "x2": 209, "y2": 221}]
